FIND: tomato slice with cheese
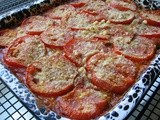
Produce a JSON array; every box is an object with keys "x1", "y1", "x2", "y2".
[
  {"x1": 110, "y1": 0, "x2": 137, "y2": 11},
  {"x1": 57, "y1": 87, "x2": 110, "y2": 120},
  {"x1": 26, "y1": 55, "x2": 78, "y2": 97},
  {"x1": 112, "y1": 35, "x2": 156, "y2": 62},
  {"x1": 137, "y1": 23, "x2": 160, "y2": 39},
  {"x1": 0, "y1": 29, "x2": 17, "y2": 47},
  {"x1": 73, "y1": 29, "x2": 110, "y2": 41},
  {"x1": 64, "y1": 39, "x2": 108, "y2": 66},
  {"x1": 140, "y1": 10, "x2": 160, "y2": 27},
  {"x1": 21, "y1": 16, "x2": 54, "y2": 35},
  {"x1": 62, "y1": 12, "x2": 94, "y2": 30},
  {"x1": 106, "y1": 9, "x2": 135, "y2": 24},
  {"x1": 40, "y1": 26, "x2": 73, "y2": 49},
  {"x1": 83, "y1": 0, "x2": 108, "y2": 13},
  {"x1": 86, "y1": 53, "x2": 137, "y2": 94},
  {"x1": 44, "y1": 4, "x2": 75, "y2": 19},
  {"x1": 4, "y1": 35, "x2": 46, "y2": 68}
]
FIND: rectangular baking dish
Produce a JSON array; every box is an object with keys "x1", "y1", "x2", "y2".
[{"x1": 0, "y1": 0, "x2": 160, "y2": 120}]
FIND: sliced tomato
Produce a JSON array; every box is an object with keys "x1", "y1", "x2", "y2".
[
  {"x1": 140, "y1": 10, "x2": 160, "y2": 27},
  {"x1": 112, "y1": 35, "x2": 156, "y2": 62},
  {"x1": 44, "y1": 4, "x2": 75, "y2": 19},
  {"x1": 70, "y1": 2, "x2": 86, "y2": 8},
  {"x1": 15, "y1": 27, "x2": 27, "y2": 38},
  {"x1": 79, "y1": 0, "x2": 109, "y2": 21},
  {"x1": 62, "y1": 12, "x2": 93, "y2": 30},
  {"x1": 57, "y1": 87, "x2": 110, "y2": 120},
  {"x1": 21, "y1": 16, "x2": 54, "y2": 35},
  {"x1": 86, "y1": 53, "x2": 137, "y2": 94},
  {"x1": 106, "y1": 9, "x2": 135, "y2": 24},
  {"x1": 64, "y1": 39, "x2": 108, "y2": 66},
  {"x1": 0, "y1": 29, "x2": 17, "y2": 47},
  {"x1": 4, "y1": 35, "x2": 46, "y2": 68},
  {"x1": 110, "y1": 0, "x2": 137, "y2": 11},
  {"x1": 106, "y1": 24, "x2": 130, "y2": 36},
  {"x1": 40, "y1": 26, "x2": 73, "y2": 49},
  {"x1": 26, "y1": 55, "x2": 78, "y2": 97},
  {"x1": 73, "y1": 29, "x2": 110, "y2": 41},
  {"x1": 63, "y1": 11, "x2": 109, "y2": 31},
  {"x1": 83, "y1": 0, "x2": 108, "y2": 14},
  {"x1": 137, "y1": 23, "x2": 160, "y2": 39}
]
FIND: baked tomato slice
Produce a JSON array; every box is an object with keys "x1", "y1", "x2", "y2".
[
  {"x1": 86, "y1": 53, "x2": 137, "y2": 94},
  {"x1": 80, "y1": 0, "x2": 108, "y2": 20},
  {"x1": 4, "y1": 35, "x2": 46, "y2": 68},
  {"x1": 83, "y1": 0, "x2": 108, "y2": 13},
  {"x1": 103, "y1": 9, "x2": 135, "y2": 24},
  {"x1": 73, "y1": 29, "x2": 110, "y2": 41},
  {"x1": 140, "y1": 10, "x2": 160, "y2": 27},
  {"x1": 0, "y1": 29, "x2": 17, "y2": 47},
  {"x1": 40, "y1": 26, "x2": 73, "y2": 49},
  {"x1": 110, "y1": 0, "x2": 137, "y2": 11},
  {"x1": 26, "y1": 55, "x2": 78, "y2": 97},
  {"x1": 64, "y1": 39, "x2": 108, "y2": 66},
  {"x1": 21, "y1": 16, "x2": 54, "y2": 35},
  {"x1": 62, "y1": 12, "x2": 93, "y2": 30},
  {"x1": 44, "y1": 4, "x2": 75, "y2": 19},
  {"x1": 15, "y1": 27, "x2": 27, "y2": 38},
  {"x1": 112, "y1": 35, "x2": 156, "y2": 62},
  {"x1": 57, "y1": 87, "x2": 110, "y2": 120},
  {"x1": 137, "y1": 23, "x2": 160, "y2": 39}
]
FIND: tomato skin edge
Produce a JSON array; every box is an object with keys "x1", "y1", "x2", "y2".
[
  {"x1": 3, "y1": 55, "x2": 26, "y2": 68},
  {"x1": 3, "y1": 37, "x2": 28, "y2": 68},
  {"x1": 139, "y1": 33, "x2": 160, "y2": 39},
  {"x1": 114, "y1": 46, "x2": 156, "y2": 62},
  {"x1": 63, "y1": 39, "x2": 81, "y2": 67},
  {"x1": 91, "y1": 73, "x2": 135, "y2": 94},
  {"x1": 40, "y1": 36, "x2": 64, "y2": 50},
  {"x1": 110, "y1": 0, "x2": 137, "y2": 12},
  {"x1": 70, "y1": 2, "x2": 86, "y2": 8},
  {"x1": 110, "y1": 2, "x2": 136, "y2": 11},
  {"x1": 141, "y1": 15, "x2": 160, "y2": 27},
  {"x1": 110, "y1": 15, "x2": 135, "y2": 25}
]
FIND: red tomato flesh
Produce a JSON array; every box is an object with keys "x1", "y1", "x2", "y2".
[
  {"x1": 57, "y1": 87, "x2": 110, "y2": 120},
  {"x1": 21, "y1": 16, "x2": 54, "y2": 35},
  {"x1": 86, "y1": 53, "x2": 137, "y2": 94},
  {"x1": 112, "y1": 35, "x2": 156, "y2": 62},
  {"x1": 40, "y1": 26, "x2": 73, "y2": 49},
  {"x1": 64, "y1": 39, "x2": 109, "y2": 66},
  {"x1": 140, "y1": 10, "x2": 160, "y2": 27},
  {"x1": 4, "y1": 35, "x2": 46, "y2": 68}
]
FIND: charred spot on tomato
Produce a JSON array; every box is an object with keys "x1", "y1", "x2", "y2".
[{"x1": 104, "y1": 42, "x2": 113, "y2": 48}]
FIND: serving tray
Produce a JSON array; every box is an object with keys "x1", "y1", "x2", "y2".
[{"x1": 0, "y1": 0, "x2": 160, "y2": 120}]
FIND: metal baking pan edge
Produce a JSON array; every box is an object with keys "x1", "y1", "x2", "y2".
[
  {"x1": 0, "y1": 0, "x2": 62, "y2": 29},
  {"x1": 0, "y1": 0, "x2": 160, "y2": 120}
]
